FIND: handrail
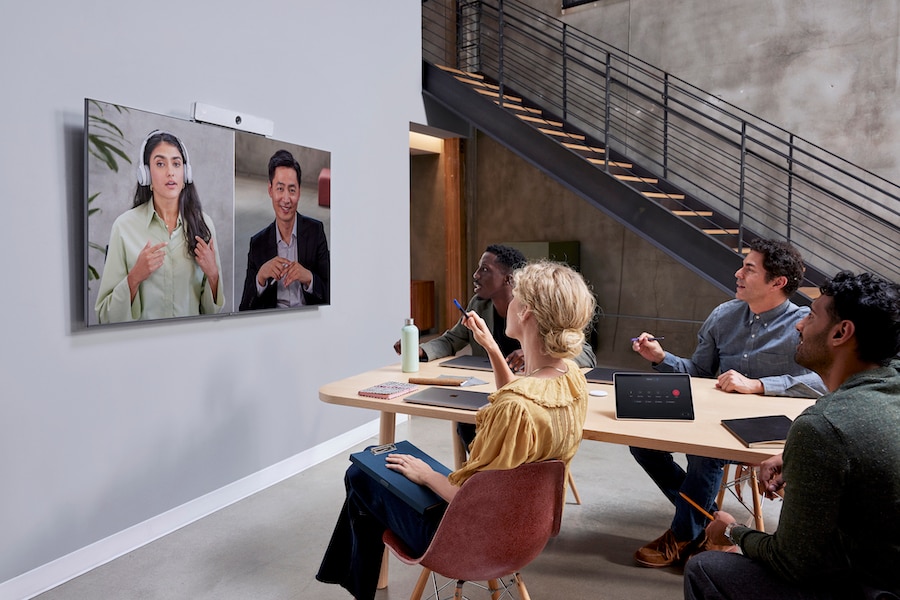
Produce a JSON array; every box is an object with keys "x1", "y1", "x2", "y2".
[{"x1": 422, "y1": 0, "x2": 900, "y2": 283}]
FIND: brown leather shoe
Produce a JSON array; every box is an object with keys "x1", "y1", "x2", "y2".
[
  {"x1": 633, "y1": 529, "x2": 695, "y2": 568},
  {"x1": 691, "y1": 533, "x2": 739, "y2": 556}
]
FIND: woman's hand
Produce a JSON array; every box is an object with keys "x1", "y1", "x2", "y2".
[
  {"x1": 194, "y1": 236, "x2": 220, "y2": 302},
  {"x1": 461, "y1": 311, "x2": 499, "y2": 354},
  {"x1": 127, "y1": 240, "x2": 167, "y2": 301},
  {"x1": 194, "y1": 236, "x2": 219, "y2": 279},
  {"x1": 461, "y1": 310, "x2": 515, "y2": 387},
  {"x1": 385, "y1": 453, "x2": 434, "y2": 485}
]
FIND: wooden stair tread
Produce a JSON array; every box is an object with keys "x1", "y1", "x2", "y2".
[
  {"x1": 704, "y1": 228, "x2": 739, "y2": 235},
  {"x1": 644, "y1": 192, "x2": 686, "y2": 200},
  {"x1": 454, "y1": 76, "x2": 494, "y2": 89},
  {"x1": 518, "y1": 114, "x2": 563, "y2": 127},
  {"x1": 563, "y1": 142, "x2": 605, "y2": 154},
  {"x1": 475, "y1": 88, "x2": 522, "y2": 103},
  {"x1": 615, "y1": 174, "x2": 659, "y2": 184},
  {"x1": 494, "y1": 100, "x2": 542, "y2": 114},
  {"x1": 587, "y1": 158, "x2": 633, "y2": 168},
  {"x1": 672, "y1": 210, "x2": 714, "y2": 217},
  {"x1": 539, "y1": 128, "x2": 585, "y2": 140},
  {"x1": 437, "y1": 65, "x2": 485, "y2": 80},
  {"x1": 799, "y1": 286, "x2": 821, "y2": 298}
]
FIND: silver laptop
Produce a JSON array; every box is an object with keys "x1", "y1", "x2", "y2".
[
  {"x1": 439, "y1": 355, "x2": 493, "y2": 371},
  {"x1": 403, "y1": 387, "x2": 490, "y2": 411},
  {"x1": 614, "y1": 372, "x2": 695, "y2": 421}
]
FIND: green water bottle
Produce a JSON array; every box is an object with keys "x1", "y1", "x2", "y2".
[{"x1": 401, "y1": 318, "x2": 419, "y2": 373}]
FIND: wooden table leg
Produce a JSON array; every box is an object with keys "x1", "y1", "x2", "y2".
[{"x1": 377, "y1": 411, "x2": 396, "y2": 589}]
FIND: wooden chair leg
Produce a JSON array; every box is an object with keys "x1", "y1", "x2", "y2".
[
  {"x1": 716, "y1": 463, "x2": 730, "y2": 510},
  {"x1": 515, "y1": 573, "x2": 532, "y2": 600},
  {"x1": 409, "y1": 567, "x2": 431, "y2": 600},
  {"x1": 567, "y1": 471, "x2": 582, "y2": 505},
  {"x1": 487, "y1": 578, "x2": 503, "y2": 600},
  {"x1": 750, "y1": 467, "x2": 765, "y2": 531},
  {"x1": 378, "y1": 548, "x2": 390, "y2": 589}
]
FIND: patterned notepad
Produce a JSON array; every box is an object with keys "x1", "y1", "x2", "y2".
[{"x1": 358, "y1": 381, "x2": 420, "y2": 399}]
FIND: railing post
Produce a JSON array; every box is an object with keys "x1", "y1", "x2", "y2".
[
  {"x1": 562, "y1": 24, "x2": 568, "y2": 121},
  {"x1": 456, "y1": 0, "x2": 480, "y2": 72},
  {"x1": 786, "y1": 133, "x2": 794, "y2": 242},
  {"x1": 497, "y1": 0, "x2": 505, "y2": 99},
  {"x1": 737, "y1": 121, "x2": 747, "y2": 251},
  {"x1": 663, "y1": 73, "x2": 669, "y2": 179},
  {"x1": 603, "y1": 52, "x2": 611, "y2": 172}
]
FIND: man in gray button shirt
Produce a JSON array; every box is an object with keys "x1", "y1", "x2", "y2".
[{"x1": 628, "y1": 238, "x2": 826, "y2": 569}]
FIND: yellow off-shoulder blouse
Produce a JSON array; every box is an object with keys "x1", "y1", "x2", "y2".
[{"x1": 448, "y1": 358, "x2": 588, "y2": 487}]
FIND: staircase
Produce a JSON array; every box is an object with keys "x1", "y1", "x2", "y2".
[
  {"x1": 426, "y1": 63, "x2": 827, "y2": 301},
  {"x1": 421, "y1": 0, "x2": 900, "y2": 299}
]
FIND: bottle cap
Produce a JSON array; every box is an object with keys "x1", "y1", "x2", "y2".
[{"x1": 405, "y1": 318, "x2": 415, "y2": 326}]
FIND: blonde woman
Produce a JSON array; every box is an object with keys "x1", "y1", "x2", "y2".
[{"x1": 317, "y1": 261, "x2": 596, "y2": 600}]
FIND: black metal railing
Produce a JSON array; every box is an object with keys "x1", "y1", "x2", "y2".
[{"x1": 422, "y1": 0, "x2": 900, "y2": 284}]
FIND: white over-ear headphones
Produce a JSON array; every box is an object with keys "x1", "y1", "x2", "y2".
[{"x1": 136, "y1": 130, "x2": 193, "y2": 186}]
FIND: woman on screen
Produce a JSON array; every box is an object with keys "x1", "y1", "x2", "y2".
[
  {"x1": 95, "y1": 130, "x2": 224, "y2": 323},
  {"x1": 316, "y1": 260, "x2": 596, "y2": 600}
]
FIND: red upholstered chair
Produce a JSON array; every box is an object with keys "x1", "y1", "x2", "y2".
[{"x1": 383, "y1": 460, "x2": 566, "y2": 600}]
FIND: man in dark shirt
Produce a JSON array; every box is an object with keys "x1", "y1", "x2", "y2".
[{"x1": 684, "y1": 271, "x2": 900, "y2": 599}]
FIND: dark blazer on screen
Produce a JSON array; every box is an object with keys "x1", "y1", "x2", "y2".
[{"x1": 239, "y1": 214, "x2": 330, "y2": 310}]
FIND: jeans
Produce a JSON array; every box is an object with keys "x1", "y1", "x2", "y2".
[
  {"x1": 457, "y1": 422, "x2": 476, "y2": 453},
  {"x1": 629, "y1": 447, "x2": 726, "y2": 542},
  {"x1": 316, "y1": 463, "x2": 445, "y2": 600},
  {"x1": 684, "y1": 551, "x2": 896, "y2": 600}
]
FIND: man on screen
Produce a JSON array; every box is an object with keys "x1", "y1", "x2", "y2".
[{"x1": 239, "y1": 149, "x2": 330, "y2": 310}]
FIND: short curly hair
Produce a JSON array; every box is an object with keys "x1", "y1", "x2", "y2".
[
  {"x1": 819, "y1": 271, "x2": 900, "y2": 365},
  {"x1": 749, "y1": 238, "x2": 805, "y2": 296},
  {"x1": 511, "y1": 261, "x2": 596, "y2": 359},
  {"x1": 485, "y1": 244, "x2": 526, "y2": 273}
]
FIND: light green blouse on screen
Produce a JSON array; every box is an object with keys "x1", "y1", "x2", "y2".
[{"x1": 95, "y1": 201, "x2": 224, "y2": 323}]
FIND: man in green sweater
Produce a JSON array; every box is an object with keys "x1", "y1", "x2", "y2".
[{"x1": 684, "y1": 271, "x2": 900, "y2": 599}]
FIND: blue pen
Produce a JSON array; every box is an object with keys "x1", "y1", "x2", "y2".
[
  {"x1": 453, "y1": 298, "x2": 469, "y2": 319},
  {"x1": 631, "y1": 336, "x2": 665, "y2": 342}
]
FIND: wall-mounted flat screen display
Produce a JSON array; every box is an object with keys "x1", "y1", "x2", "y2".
[{"x1": 84, "y1": 99, "x2": 331, "y2": 327}]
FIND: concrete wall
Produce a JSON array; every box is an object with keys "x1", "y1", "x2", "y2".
[
  {"x1": 468, "y1": 133, "x2": 730, "y2": 368},
  {"x1": 408, "y1": 131, "x2": 732, "y2": 368},
  {"x1": 533, "y1": 0, "x2": 900, "y2": 185},
  {"x1": 411, "y1": 0, "x2": 900, "y2": 367},
  {"x1": 0, "y1": 1, "x2": 424, "y2": 595}
]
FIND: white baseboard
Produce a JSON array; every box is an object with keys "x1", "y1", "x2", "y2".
[{"x1": 0, "y1": 417, "x2": 402, "y2": 600}]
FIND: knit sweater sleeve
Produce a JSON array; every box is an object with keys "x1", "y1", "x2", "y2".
[{"x1": 736, "y1": 413, "x2": 849, "y2": 582}]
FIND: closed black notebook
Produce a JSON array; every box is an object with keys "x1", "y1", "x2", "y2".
[
  {"x1": 349, "y1": 440, "x2": 452, "y2": 514},
  {"x1": 721, "y1": 415, "x2": 793, "y2": 448}
]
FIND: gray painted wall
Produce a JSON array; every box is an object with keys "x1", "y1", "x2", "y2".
[{"x1": 0, "y1": 0, "x2": 424, "y2": 587}]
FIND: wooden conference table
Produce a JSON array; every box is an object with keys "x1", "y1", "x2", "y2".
[
  {"x1": 318, "y1": 360, "x2": 814, "y2": 589},
  {"x1": 319, "y1": 360, "x2": 815, "y2": 466}
]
